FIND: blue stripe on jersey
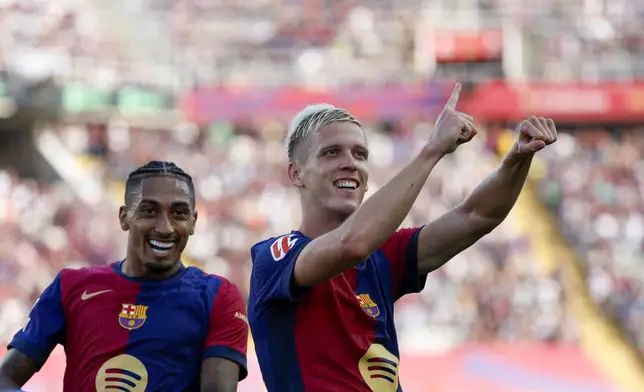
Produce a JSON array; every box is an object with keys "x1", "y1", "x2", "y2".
[
  {"x1": 253, "y1": 303, "x2": 305, "y2": 391},
  {"x1": 123, "y1": 267, "x2": 215, "y2": 391},
  {"x1": 401, "y1": 228, "x2": 425, "y2": 294},
  {"x1": 355, "y1": 255, "x2": 404, "y2": 392}
]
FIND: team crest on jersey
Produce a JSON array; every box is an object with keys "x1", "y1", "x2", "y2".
[
  {"x1": 270, "y1": 235, "x2": 298, "y2": 261},
  {"x1": 357, "y1": 294, "x2": 380, "y2": 318},
  {"x1": 118, "y1": 304, "x2": 148, "y2": 330}
]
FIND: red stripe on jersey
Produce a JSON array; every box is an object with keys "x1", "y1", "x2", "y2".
[
  {"x1": 380, "y1": 227, "x2": 420, "y2": 298},
  {"x1": 60, "y1": 266, "x2": 141, "y2": 391},
  {"x1": 294, "y1": 268, "x2": 377, "y2": 391}
]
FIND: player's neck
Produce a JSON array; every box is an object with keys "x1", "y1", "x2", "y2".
[
  {"x1": 121, "y1": 258, "x2": 182, "y2": 280},
  {"x1": 298, "y1": 207, "x2": 348, "y2": 239}
]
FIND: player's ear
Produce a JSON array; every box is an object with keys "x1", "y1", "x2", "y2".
[
  {"x1": 190, "y1": 211, "x2": 198, "y2": 235},
  {"x1": 288, "y1": 161, "x2": 304, "y2": 188},
  {"x1": 118, "y1": 205, "x2": 129, "y2": 231}
]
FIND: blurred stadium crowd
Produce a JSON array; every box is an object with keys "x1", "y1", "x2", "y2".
[
  {"x1": 0, "y1": 119, "x2": 577, "y2": 349},
  {"x1": 2, "y1": 0, "x2": 644, "y2": 87},
  {"x1": 539, "y1": 129, "x2": 644, "y2": 350},
  {"x1": 0, "y1": 0, "x2": 644, "y2": 363}
]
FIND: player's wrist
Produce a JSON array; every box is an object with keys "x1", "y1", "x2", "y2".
[
  {"x1": 502, "y1": 141, "x2": 535, "y2": 166},
  {"x1": 418, "y1": 143, "x2": 446, "y2": 164}
]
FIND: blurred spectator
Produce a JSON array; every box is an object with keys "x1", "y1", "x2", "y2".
[{"x1": 538, "y1": 128, "x2": 644, "y2": 349}]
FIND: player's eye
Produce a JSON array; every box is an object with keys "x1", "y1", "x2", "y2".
[
  {"x1": 355, "y1": 150, "x2": 368, "y2": 160},
  {"x1": 324, "y1": 149, "x2": 339, "y2": 156},
  {"x1": 140, "y1": 206, "x2": 156, "y2": 214},
  {"x1": 174, "y1": 209, "x2": 189, "y2": 216}
]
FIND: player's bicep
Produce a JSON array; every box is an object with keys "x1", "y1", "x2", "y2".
[
  {"x1": 200, "y1": 357, "x2": 240, "y2": 392},
  {"x1": 291, "y1": 231, "x2": 368, "y2": 288},
  {"x1": 9, "y1": 273, "x2": 66, "y2": 369},
  {"x1": 0, "y1": 348, "x2": 39, "y2": 388}
]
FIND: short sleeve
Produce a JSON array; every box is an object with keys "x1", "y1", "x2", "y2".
[
  {"x1": 380, "y1": 227, "x2": 427, "y2": 300},
  {"x1": 8, "y1": 272, "x2": 66, "y2": 369},
  {"x1": 250, "y1": 234, "x2": 311, "y2": 304},
  {"x1": 203, "y1": 279, "x2": 249, "y2": 381}
]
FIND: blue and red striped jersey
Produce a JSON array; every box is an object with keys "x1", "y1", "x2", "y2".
[
  {"x1": 248, "y1": 228, "x2": 427, "y2": 392},
  {"x1": 9, "y1": 261, "x2": 248, "y2": 391}
]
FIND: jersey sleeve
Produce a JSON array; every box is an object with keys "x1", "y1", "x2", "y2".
[
  {"x1": 250, "y1": 234, "x2": 311, "y2": 304},
  {"x1": 203, "y1": 279, "x2": 249, "y2": 381},
  {"x1": 380, "y1": 227, "x2": 427, "y2": 300},
  {"x1": 8, "y1": 272, "x2": 66, "y2": 369}
]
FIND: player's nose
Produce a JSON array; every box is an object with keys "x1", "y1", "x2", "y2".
[
  {"x1": 154, "y1": 215, "x2": 174, "y2": 236},
  {"x1": 338, "y1": 152, "x2": 358, "y2": 172}
]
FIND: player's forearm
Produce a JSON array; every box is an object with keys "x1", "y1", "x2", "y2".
[
  {"x1": 341, "y1": 146, "x2": 444, "y2": 254},
  {"x1": 461, "y1": 144, "x2": 533, "y2": 225}
]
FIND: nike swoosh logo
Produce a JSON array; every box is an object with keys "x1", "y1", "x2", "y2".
[{"x1": 81, "y1": 289, "x2": 113, "y2": 300}]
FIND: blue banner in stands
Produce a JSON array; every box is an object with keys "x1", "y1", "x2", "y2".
[{"x1": 182, "y1": 83, "x2": 450, "y2": 123}]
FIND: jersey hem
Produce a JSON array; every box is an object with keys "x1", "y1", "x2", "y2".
[{"x1": 7, "y1": 338, "x2": 50, "y2": 370}]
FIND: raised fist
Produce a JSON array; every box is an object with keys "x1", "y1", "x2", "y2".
[{"x1": 513, "y1": 116, "x2": 558, "y2": 156}]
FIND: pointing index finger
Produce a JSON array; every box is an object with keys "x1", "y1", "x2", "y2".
[{"x1": 445, "y1": 82, "x2": 462, "y2": 110}]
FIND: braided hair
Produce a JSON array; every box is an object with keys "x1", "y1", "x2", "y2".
[{"x1": 124, "y1": 161, "x2": 195, "y2": 208}]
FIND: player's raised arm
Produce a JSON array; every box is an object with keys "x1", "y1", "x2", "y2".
[
  {"x1": 0, "y1": 273, "x2": 66, "y2": 389},
  {"x1": 416, "y1": 116, "x2": 558, "y2": 274},
  {"x1": 201, "y1": 279, "x2": 248, "y2": 392},
  {"x1": 284, "y1": 84, "x2": 476, "y2": 288}
]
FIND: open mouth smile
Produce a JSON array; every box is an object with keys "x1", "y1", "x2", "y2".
[
  {"x1": 333, "y1": 179, "x2": 359, "y2": 192},
  {"x1": 147, "y1": 239, "x2": 176, "y2": 256}
]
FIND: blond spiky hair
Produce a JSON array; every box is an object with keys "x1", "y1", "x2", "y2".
[{"x1": 285, "y1": 103, "x2": 361, "y2": 162}]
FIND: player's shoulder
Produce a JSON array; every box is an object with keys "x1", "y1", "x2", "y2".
[
  {"x1": 251, "y1": 231, "x2": 309, "y2": 263},
  {"x1": 182, "y1": 266, "x2": 239, "y2": 294},
  {"x1": 58, "y1": 263, "x2": 119, "y2": 287}
]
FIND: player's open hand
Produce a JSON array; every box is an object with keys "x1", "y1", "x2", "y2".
[
  {"x1": 427, "y1": 82, "x2": 477, "y2": 155},
  {"x1": 513, "y1": 116, "x2": 557, "y2": 156}
]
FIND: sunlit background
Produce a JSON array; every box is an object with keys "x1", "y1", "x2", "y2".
[{"x1": 1, "y1": 0, "x2": 644, "y2": 391}]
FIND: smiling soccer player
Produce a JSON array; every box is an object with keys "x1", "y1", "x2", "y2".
[
  {"x1": 248, "y1": 83, "x2": 558, "y2": 391},
  {"x1": 0, "y1": 161, "x2": 248, "y2": 392}
]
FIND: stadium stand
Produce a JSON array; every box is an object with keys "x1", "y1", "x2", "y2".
[{"x1": 538, "y1": 129, "x2": 644, "y2": 350}]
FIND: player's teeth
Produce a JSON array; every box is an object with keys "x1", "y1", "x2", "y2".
[
  {"x1": 149, "y1": 240, "x2": 174, "y2": 249},
  {"x1": 334, "y1": 180, "x2": 357, "y2": 189},
  {"x1": 151, "y1": 248, "x2": 170, "y2": 255}
]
